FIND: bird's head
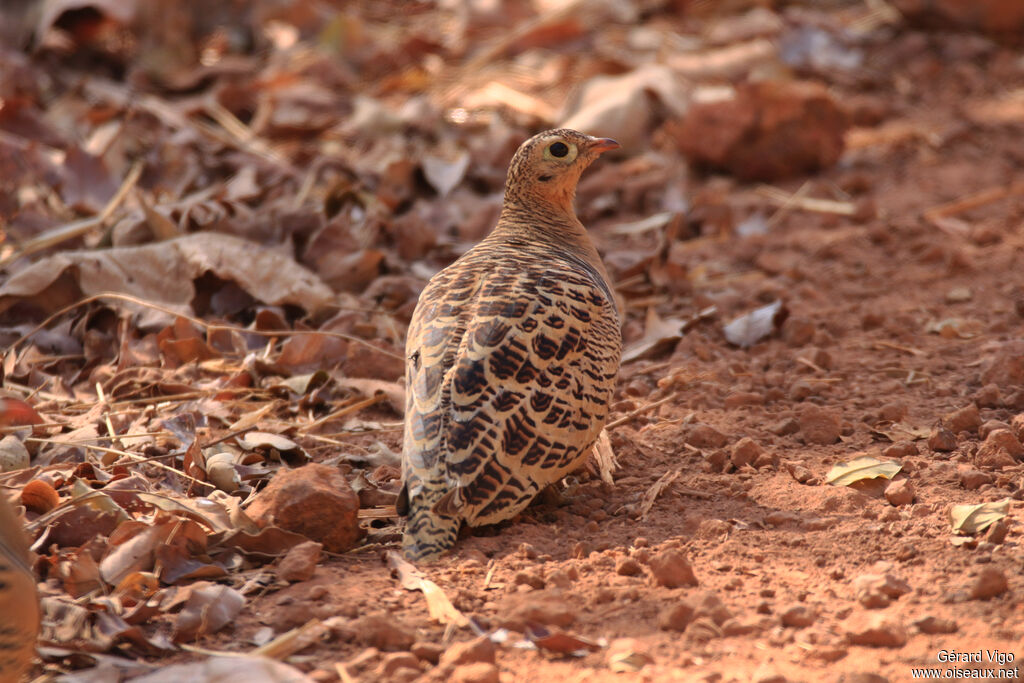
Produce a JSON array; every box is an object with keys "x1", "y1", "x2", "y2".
[{"x1": 503, "y1": 129, "x2": 619, "y2": 214}]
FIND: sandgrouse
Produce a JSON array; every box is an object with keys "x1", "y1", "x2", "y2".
[
  {"x1": 0, "y1": 495, "x2": 38, "y2": 681},
  {"x1": 399, "y1": 129, "x2": 622, "y2": 560}
]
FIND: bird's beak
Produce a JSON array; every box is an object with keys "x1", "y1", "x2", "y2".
[{"x1": 587, "y1": 137, "x2": 620, "y2": 154}]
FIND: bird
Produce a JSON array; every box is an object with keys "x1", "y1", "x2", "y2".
[
  {"x1": 0, "y1": 494, "x2": 39, "y2": 681},
  {"x1": 398, "y1": 128, "x2": 622, "y2": 561}
]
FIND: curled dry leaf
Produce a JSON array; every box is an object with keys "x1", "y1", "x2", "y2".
[
  {"x1": 172, "y1": 582, "x2": 246, "y2": 642},
  {"x1": 0, "y1": 233, "x2": 334, "y2": 319},
  {"x1": 825, "y1": 456, "x2": 902, "y2": 487},
  {"x1": 949, "y1": 499, "x2": 1009, "y2": 536},
  {"x1": 723, "y1": 300, "x2": 788, "y2": 348},
  {"x1": 386, "y1": 550, "x2": 469, "y2": 627},
  {"x1": 131, "y1": 655, "x2": 313, "y2": 683}
]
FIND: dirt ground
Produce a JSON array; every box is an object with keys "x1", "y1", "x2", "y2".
[{"x1": 3, "y1": 2, "x2": 1024, "y2": 683}]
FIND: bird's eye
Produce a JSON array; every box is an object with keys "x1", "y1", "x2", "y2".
[{"x1": 549, "y1": 142, "x2": 569, "y2": 157}]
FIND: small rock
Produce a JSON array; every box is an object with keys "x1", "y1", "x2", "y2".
[
  {"x1": 694, "y1": 592, "x2": 732, "y2": 626},
  {"x1": 883, "y1": 441, "x2": 918, "y2": 458},
  {"x1": 686, "y1": 424, "x2": 728, "y2": 449},
  {"x1": 411, "y1": 641, "x2": 444, "y2": 664},
  {"x1": 782, "y1": 316, "x2": 815, "y2": 346},
  {"x1": 798, "y1": 347, "x2": 833, "y2": 370},
  {"x1": 616, "y1": 558, "x2": 643, "y2": 577},
  {"x1": 986, "y1": 519, "x2": 1008, "y2": 545},
  {"x1": 501, "y1": 593, "x2": 576, "y2": 630},
  {"x1": 754, "y1": 672, "x2": 789, "y2": 683},
  {"x1": 944, "y1": 403, "x2": 981, "y2": 434},
  {"x1": 513, "y1": 571, "x2": 544, "y2": 590},
  {"x1": 959, "y1": 468, "x2": 994, "y2": 490},
  {"x1": 672, "y1": 79, "x2": 848, "y2": 181},
  {"x1": 928, "y1": 427, "x2": 957, "y2": 452},
  {"x1": 780, "y1": 604, "x2": 815, "y2": 628},
  {"x1": 724, "y1": 391, "x2": 765, "y2": 408},
  {"x1": 798, "y1": 405, "x2": 842, "y2": 445},
  {"x1": 975, "y1": 429, "x2": 1024, "y2": 469},
  {"x1": 770, "y1": 417, "x2": 800, "y2": 436},
  {"x1": 685, "y1": 616, "x2": 723, "y2": 642},
  {"x1": 648, "y1": 548, "x2": 699, "y2": 588},
  {"x1": 970, "y1": 567, "x2": 1008, "y2": 600},
  {"x1": 974, "y1": 383, "x2": 1002, "y2": 408},
  {"x1": 658, "y1": 600, "x2": 696, "y2": 631},
  {"x1": 440, "y1": 636, "x2": 496, "y2": 667},
  {"x1": 980, "y1": 419, "x2": 1011, "y2": 440},
  {"x1": 979, "y1": 340, "x2": 1024, "y2": 389},
  {"x1": 353, "y1": 613, "x2": 417, "y2": 651},
  {"x1": 945, "y1": 286, "x2": 972, "y2": 303},
  {"x1": 276, "y1": 540, "x2": 322, "y2": 583},
  {"x1": 877, "y1": 402, "x2": 908, "y2": 423},
  {"x1": 247, "y1": 463, "x2": 363, "y2": 552},
  {"x1": 844, "y1": 613, "x2": 908, "y2": 647},
  {"x1": 546, "y1": 569, "x2": 573, "y2": 588},
  {"x1": 730, "y1": 437, "x2": 764, "y2": 468},
  {"x1": 1011, "y1": 413, "x2": 1024, "y2": 442},
  {"x1": 722, "y1": 617, "x2": 762, "y2": 636},
  {"x1": 884, "y1": 479, "x2": 915, "y2": 506},
  {"x1": 450, "y1": 663, "x2": 500, "y2": 683},
  {"x1": 911, "y1": 615, "x2": 958, "y2": 634}
]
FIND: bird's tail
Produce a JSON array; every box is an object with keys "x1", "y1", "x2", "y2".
[{"x1": 400, "y1": 484, "x2": 462, "y2": 562}]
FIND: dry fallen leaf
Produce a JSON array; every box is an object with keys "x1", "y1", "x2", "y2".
[
  {"x1": 386, "y1": 550, "x2": 469, "y2": 627},
  {"x1": 949, "y1": 499, "x2": 1009, "y2": 536},
  {"x1": 172, "y1": 582, "x2": 246, "y2": 642},
  {"x1": 723, "y1": 300, "x2": 788, "y2": 348},
  {"x1": 825, "y1": 456, "x2": 902, "y2": 487}
]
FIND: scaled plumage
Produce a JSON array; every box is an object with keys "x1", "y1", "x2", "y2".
[
  {"x1": 0, "y1": 496, "x2": 38, "y2": 681},
  {"x1": 400, "y1": 129, "x2": 622, "y2": 560}
]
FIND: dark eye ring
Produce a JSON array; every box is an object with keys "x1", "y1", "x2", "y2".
[{"x1": 549, "y1": 141, "x2": 569, "y2": 158}]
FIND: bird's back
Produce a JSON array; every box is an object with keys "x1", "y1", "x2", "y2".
[
  {"x1": 402, "y1": 236, "x2": 621, "y2": 559},
  {"x1": 0, "y1": 495, "x2": 38, "y2": 681}
]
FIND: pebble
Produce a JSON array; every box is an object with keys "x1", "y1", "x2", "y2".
[
  {"x1": 959, "y1": 468, "x2": 994, "y2": 490},
  {"x1": 501, "y1": 594, "x2": 576, "y2": 629},
  {"x1": 686, "y1": 424, "x2": 729, "y2": 449},
  {"x1": 974, "y1": 383, "x2": 1002, "y2": 408},
  {"x1": 798, "y1": 405, "x2": 842, "y2": 445},
  {"x1": 353, "y1": 613, "x2": 417, "y2": 651},
  {"x1": 658, "y1": 600, "x2": 696, "y2": 631},
  {"x1": 782, "y1": 316, "x2": 815, "y2": 346},
  {"x1": 884, "y1": 479, "x2": 915, "y2": 506},
  {"x1": 844, "y1": 613, "x2": 908, "y2": 647},
  {"x1": 1012, "y1": 413, "x2": 1024, "y2": 441},
  {"x1": 980, "y1": 419, "x2": 1011, "y2": 440},
  {"x1": 730, "y1": 437, "x2": 764, "y2": 468},
  {"x1": 276, "y1": 540, "x2": 322, "y2": 583},
  {"x1": 771, "y1": 417, "x2": 800, "y2": 436},
  {"x1": 695, "y1": 592, "x2": 732, "y2": 626},
  {"x1": 648, "y1": 548, "x2": 699, "y2": 588},
  {"x1": 780, "y1": 604, "x2": 815, "y2": 628},
  {"x1": 440, "y1": 636, "x2": 496, "y2": 667},
  {"x1": 970, "y1": 567, "x2": 1008, "y2": 600},
  {"x1": 616, "y1": 558, "x2": 643, "y2": 577},
  {"x1": 450, "y1": 663, "x2": 500, "y2": 683},
  {"x1": 724, "y1": 391, "x2": 765, "y2": 408},
  {"x1": 927, "y1": 427, "x2": 957, "y2": 452},
  {"x1": 911, "y1": 615, "x2": 958, "y2": 634},
  {"x1": 877, "y1": 402, "x2": 908, "y2": 423},
  {"x1": 411, "y1": 641, "x2": 444, "y2": 664},
  {"x1": 979, "y1": 340, "x2": 1024, "y2": 388},
  {"x1": 882, "y1": 441, "x2": 918, "y2": 458},
  {"x1": 977, "y1": 429, "x2": 1024, "y2": 464},
  {"x1": 513, "y1": 571, "x2": 545, "y2": 589},
  {"x1": 944, "y1": 403, "x2": 981, "y2": 434},
  {"x1": 986, "y1": 519, "x2": 1008, "y2": 544},
  {"x1": 247, "y1": 463, "x2": 362, "y2": 552}
]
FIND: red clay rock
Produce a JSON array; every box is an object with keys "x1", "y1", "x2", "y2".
[
  {"x1": 658, "y1": 599, "x2": 696, "y2": 631},
  {"x1": 450, "y1": 663, "x2": 500, "y2": 683},
  {"x1": 943, "y1": 403, "x2": 981, "y2": 434},
  {"x1": 353, "y1": 613, "x2": 417, "y2": 651},
  {"x1": 979, "y1": 341, "x2": 1024, "y2": 389},
  {"x1": 247, "y1": 463, "x2": 363, "y2": 552},
  {"x1": 799, "y1": 405, "x2": 842, "y2": 445},
  {"x1": 844, "y1": 613, "x2": 908, "y2": 647},
  {"x1": 276, "y1": 540, "x2": 322, "y2": 583},
  {"x1": 970, "y1": 567, "x2": 1008, "y2": 600},
  {"x1": 440, "y1": 636, "x2": 496, "y2": 667},
  {"x1": 884, "y1": 479, "x2": 915, "y2": 506},
  {"x1": 731, "y1": 437, "x2": 764, "y2": 468},
  {"x1": 685, "y1": 423, "x2": 728, "y2": 449},
  {"x1": 928, "y1": 427, "x2": 957, "y2": 452},
  {"x1": 648, "y1": 548, "x2": 699, "y2": 588},
  {"x1": 672, "y1": 80, "x2": 848, "y2": 181},
  {"x1": 974, "y1": 429, "x2": 1023, "y2": 469}
]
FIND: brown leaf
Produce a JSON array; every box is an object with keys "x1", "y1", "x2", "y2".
[{"x1": 172, "y1": 582, "x2": 245, "y2": 642}]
